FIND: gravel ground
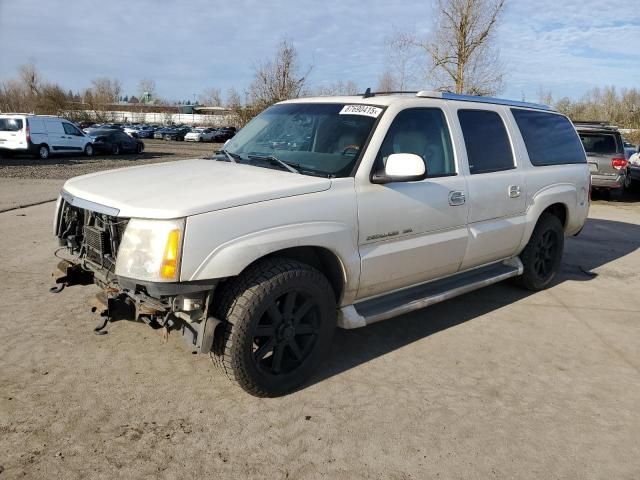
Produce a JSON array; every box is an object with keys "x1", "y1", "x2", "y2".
[
  {"x1": 0, "y1": 140, "x2": 222, "y2": 180},
  {"x1": 1, "y1": 192, "x2": 640, "y2": 478}
]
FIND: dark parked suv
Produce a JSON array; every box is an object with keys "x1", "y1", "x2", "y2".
[{"x1": 574, "y1": 121, "x2": 630, "y2": 195}]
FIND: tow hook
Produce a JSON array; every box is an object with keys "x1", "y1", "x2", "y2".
[
  {"x1": 50, "y1": 260, "x2": 93, "y2": 294},
  {"x1": 89, "y1": 293, "x2": 137, "y2": 335}
]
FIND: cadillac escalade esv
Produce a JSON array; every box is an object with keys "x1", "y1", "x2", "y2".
[{"x1": 52, "y1": 91, "x2": 590, "y2": 396}]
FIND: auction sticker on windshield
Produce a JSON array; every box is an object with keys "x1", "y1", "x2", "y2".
[{"x1": 339, "y1": 105, "x2": 383, "y2": 118}]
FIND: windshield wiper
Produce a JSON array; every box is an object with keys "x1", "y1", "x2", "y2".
[
  {"x1": 218, "y1": 148, "x2": 240, "y2": 163},
  {"x1": 247, "y1": 154, "x2": 300, "y2": 174}
]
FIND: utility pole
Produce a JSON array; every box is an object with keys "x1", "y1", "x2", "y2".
[{"x1": 192, "y1": 93, "x2": 196, "y2": 126}]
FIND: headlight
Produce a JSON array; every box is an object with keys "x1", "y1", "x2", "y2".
[{"x1": 115, "y1": 218, "x2": 185, "y2": 282}]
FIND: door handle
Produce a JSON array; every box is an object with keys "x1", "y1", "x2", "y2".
[
  {"x1": 449, "y1": 190, "x2": 466, "y2": 206},
  {"x1": 508, "y1": 185, "x2": 521, "y2": 198}
]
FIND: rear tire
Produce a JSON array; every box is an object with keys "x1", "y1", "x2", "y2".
[
  {"x1": 516, "y1": 213, "x2": 564, "y2": 291},
  {"x1": 84, "y1": 144, "x2": 94, "y2": 157},
  {"x1": 136, "y1": 143, "x2": 144, "y2": 154},
  {"x1": 211, "y1": 258, "x2": 337, "y2": 397},
  {"x1": 111, "y1": 143, "x2": 121, "y2": 155},
  {"x1": 37, "y1": 144, "x2": 50, "y2": 160}
]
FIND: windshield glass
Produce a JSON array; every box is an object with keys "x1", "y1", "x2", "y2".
[
  {"x1": 0, "y1": 118, "x2": 24, "y2": 131},
  {"x1": 225, "y1": 103, "x2": 380, "y2": 177}
]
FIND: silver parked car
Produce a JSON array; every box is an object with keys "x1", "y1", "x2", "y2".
[{"x1": 574, "y1": 121, "x2": 630, "y2": 196}]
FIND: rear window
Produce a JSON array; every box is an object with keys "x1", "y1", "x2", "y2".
[
  {"x1": 511, "y1": 109, "x2": 586, "y2": 166},
  {"x1": 578, "y1": 133, "x2": 619, "y2": 154},
  {"x1": 0, "y1": 118, "x2": 24, "y2": 131}
]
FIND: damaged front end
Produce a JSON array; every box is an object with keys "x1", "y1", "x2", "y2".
[{"x1": 51, "y1": 192, "x2": 220, "y2": 352}]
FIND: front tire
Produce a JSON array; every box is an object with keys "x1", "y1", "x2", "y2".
[
  {"x1": 212, "y1": 258, "x2": 337, "y2": 397},
  {"x1": 516, "y1": 213, "x2": 564, "y2": 291},
  {"x1": 84, "y1": 143, "x2": 94, "y2": 157},
  {"x1": 111, "y1": 143, "x2": 121, "y2": 155}
]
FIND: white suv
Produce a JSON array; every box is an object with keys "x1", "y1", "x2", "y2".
[
  {"x1": 52, "y1": 91, "x2": 590, "y2": 396},
  {"x1": 0, "y1": 114, "x2": 94, "y2": 159}
]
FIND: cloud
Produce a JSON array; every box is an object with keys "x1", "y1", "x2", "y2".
[{"x1": 0, "y1": 0, "x2": 638, "y2": 102}]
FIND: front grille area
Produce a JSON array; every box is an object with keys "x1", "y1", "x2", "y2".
[
  {"x1": 57, "y1": 199, "x2": 128, "y2": 274},
  {"x1": 84, "y1": 225, "x2": 109, "y2": 256}
]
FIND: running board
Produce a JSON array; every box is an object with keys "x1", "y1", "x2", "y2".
[{"x1": 338, "y1": 258, "x2": 523, "y2": 329}]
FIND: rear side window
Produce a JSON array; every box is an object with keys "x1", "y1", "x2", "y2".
[
  {"x1": 0, "y1": 118, "x2": 23, "y2": 131},
  {"x1": 578, "y1": 133, "x2": 619, "y2": 154},
  {"x1": 511, "y1": 109, "x2": 586, "y2": 165},
  {"x1": 458, "y1": 110, "x2": 514, "y2": 174}
]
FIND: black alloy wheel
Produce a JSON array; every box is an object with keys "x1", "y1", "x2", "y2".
[
  {"x1": 532, "y1": 229, "x2": 559, "y2": 279},
  {"x1": 251, "y1": 290, "x2": 321, "y2": 376},
  {"x1": 516, "y1": 213, "x2": 564, "y2": 291}
]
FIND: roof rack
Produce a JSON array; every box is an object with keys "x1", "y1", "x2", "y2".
[
  {"x1": 572, "y1": 120, "x2": 619, "y2": 130},
  {"x1": 416, "y1": 91, "x2": 555, "y2": 111}
]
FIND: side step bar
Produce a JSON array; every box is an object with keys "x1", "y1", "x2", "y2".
[{"x1": 338, "y1": 258, "x2": 523, "y2": 329}]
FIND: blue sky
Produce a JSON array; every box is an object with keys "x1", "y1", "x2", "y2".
[{"x1": 0, "y1": 0, "x2": 639, "y2": 103}]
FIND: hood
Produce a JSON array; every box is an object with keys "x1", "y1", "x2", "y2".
[{"x1": 62, "y1": 159, "x2": 332, "y2": 218}]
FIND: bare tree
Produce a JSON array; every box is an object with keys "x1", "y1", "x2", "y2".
[
  {"x1": 419, "y1": 0, "x2": 506, "y2": 95},
  {"x1": 376, "y1": 70, "x2": 400, "y2": 92},
  {"x1": 249, "y1": 39, "x2": 311, "y2": 108},
  {"x1": 89, "y1": 77, "x2": 122, "y2": 104},
  {"x1": 314, "y1": 80, "x2": 359, "y2": 96},
  {"x1": 0, "y1": 63, "x2": 69, "y2": 116},
  {"x1": 226, "y1": 87, "x2": 260, "y2": 127},
  {"x1": 19, "y1": 63, "x2": 42, "y2": 96},
  {"x1": 138, "y1": 78, "x2": 156, "y2": 103},
  {"x1": 201, "y1": 87, "x2": 222, "y2": 106},
  {"x1": 385, "y1": 31, "x2": 419, "y2": 90}
]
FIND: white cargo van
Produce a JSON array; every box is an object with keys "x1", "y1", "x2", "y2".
[{"x1": 0, "y1": 114, "x2": 94, "y2": 159}]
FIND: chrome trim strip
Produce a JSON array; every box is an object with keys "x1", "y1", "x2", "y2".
[{"x1": 61, "y1": 190, "x2": 120, "y2": 216}]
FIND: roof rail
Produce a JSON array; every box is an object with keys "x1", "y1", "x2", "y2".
[
  {"x1": 359, "y1": 89, "x2": 421, "y2": 98},
  {"x1": 415, "y1": 91, "x2": 555, "y2": 111},
  {"x1": 572, "y1": 120, "x2": 610, "y2": 126}
]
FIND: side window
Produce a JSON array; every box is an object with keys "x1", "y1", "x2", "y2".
[
  {"x1": 511, "y1": 109, "x2": 586, "y2": 165},
  {"x1": 63, "y1": 123, "x2": 82, "y2": 136},
  {"x1": 376, "y1": 108, "x2": 455, "y2": 177},
  {"x1": 458, "y1": 110, "x2": 514, "y2": 174}
]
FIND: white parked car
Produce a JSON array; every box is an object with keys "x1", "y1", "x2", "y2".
[
  {"x1": 184, "y1": 127, "x2": 216, "y2": 142},
  {"x1": 52, "y1": 91, "x2": 590, "y2": 396},
  {"x1": 0, "y1": 114, "x2": 94, "y2": 159}
]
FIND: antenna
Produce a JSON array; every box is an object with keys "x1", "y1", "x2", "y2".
[{"x1": 362, "y1": 88, "x2": 374, "y2": 99}]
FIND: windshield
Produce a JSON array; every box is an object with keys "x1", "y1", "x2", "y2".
[
  {"x1": 224, "y1": 103, "x2": 380, "y2": 177},
  {"x1": 0, "y1": 118, "x2": 24, "y2": 131}
]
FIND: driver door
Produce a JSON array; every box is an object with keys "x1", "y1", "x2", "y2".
[{"x1": 356, "y1": 108, "x2": 469, "y2": 300}]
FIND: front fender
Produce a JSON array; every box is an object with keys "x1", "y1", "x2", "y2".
[{"x1": 188, "y1": 221, "x2": 356, "y2": 282}]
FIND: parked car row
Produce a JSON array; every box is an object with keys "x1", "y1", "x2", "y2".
[
  {"x1": 80, "y1": 122, "x2": 237, "y2": 142},
  {"x1": 0, "y1": 114, "x2": 145, "y2": 159}
]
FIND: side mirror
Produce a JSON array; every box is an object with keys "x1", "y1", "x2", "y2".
[{"x1": 371, "y1": 153, "x2": 427, "y2": 184}]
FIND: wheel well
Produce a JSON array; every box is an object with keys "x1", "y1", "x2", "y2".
[
  {"x1": 541, "y1": 203, "x2": 567, "y2": 229},
  {"x1": 264, "y1": 246, "x2": 345, "y2": 302}
]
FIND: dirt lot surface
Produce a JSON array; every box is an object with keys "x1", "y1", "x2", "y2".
[
  {"x1": 0, "y1": 139, "x2": 221, "y2": 180},
  {"x1": 1, "y1": 162, "x2": 639, "y2": 478}
]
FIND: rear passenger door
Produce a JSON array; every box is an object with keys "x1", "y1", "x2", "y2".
[
  {"x1": 454, "y1": 107, "x2": 526, "y2": 270},
  {"x1": 45, "y1": 119, "x2": 68, "y2": 152}
]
